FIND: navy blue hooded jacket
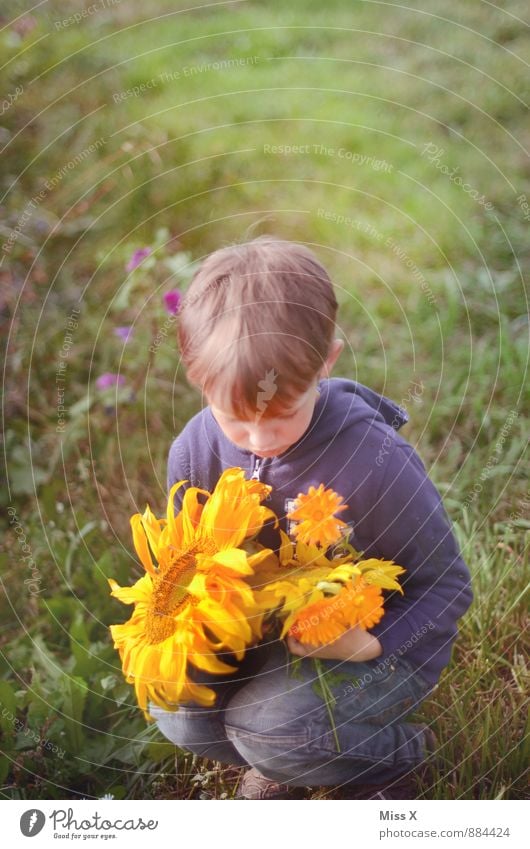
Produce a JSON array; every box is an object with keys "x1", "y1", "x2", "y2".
[{"x1": 167, "y1": 377, "x2": 473, "y2": 687}]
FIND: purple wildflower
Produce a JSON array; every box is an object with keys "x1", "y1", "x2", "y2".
[
  {"x1": 113, "y1": 326, "x2": 134, "y2": 342},
  {"x1": 164, "y1": 289, "x2": 182, "y2": 315},
  {"x1": 96, "y1": 373, "x2": 126, "y2": 390},
  {"x1": 126, "y1": 247, "x2": 151, "y2": 272}
]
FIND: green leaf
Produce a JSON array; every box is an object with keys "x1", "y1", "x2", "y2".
[
  {"x1": 102, "y1": 785, "x2": 127, "y2": 799},
  {"x1": 67, "y1": 393, "x2": 95, "y2": 419},
  {"x1": 64, "y1": 521, "x2": 100, "y2": 583},
  {"x1": 69, "y1": 612, "x2": 90, "y2": 649},
  {"x1": 60, "y1": 675, "x2": 88, "y2": 754},
  {"x1": 163, "y1": 251, "x2": 199, "y2": 283},
  {"x1": 69, "y1": 613, "x2": 101, "y2": 678},
  {"x1": 46, "y1": 596, "x2": 78, "y2": 624},
  {"x1": 31, "y1": 636, "x2": 63, "y2": 684},
  {"x1": 0, "y1": 681, "x2": 17, "y2": 733},
  {"x1": 0, "y1": 681, "x2": 17, "y2": 716},
  {"x1": 146, "y1": 741, "x2": 176, "y2": 763},
  {"x1": 0, "y1": 756, "x2": 11, "y2": 784},
  {"x1": 9, "y1": 461, "x2": 48, "y2": 495},
  {"x1": 99, "y1": 674, "x2": 118, "y2": 692},
  {"x1": 95, "y1": 549, "x2": 115, "y2": 578}
]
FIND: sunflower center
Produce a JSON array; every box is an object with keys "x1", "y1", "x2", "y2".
[{"x1": 145, "y1": 540, "x2": 215, "y2": 645}]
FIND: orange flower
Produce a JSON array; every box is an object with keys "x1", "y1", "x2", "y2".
[
  {"x1": 288, "y1": 595, "x2": 348, "y2": 645},
  {"x1": 343, "y1": 579, "x2": 385, "y2": 631},
  {"x1": 287, "y1": 578, "x2": 384, "y2": 646},
  {"x1": 288, "y1": 483, "x2": 348, "y2": 548}
]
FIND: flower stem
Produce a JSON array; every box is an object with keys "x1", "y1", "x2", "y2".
[{"x1": 314, "y1": 659, "x2": 341, "y2": 753}]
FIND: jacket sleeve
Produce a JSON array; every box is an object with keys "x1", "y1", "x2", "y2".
[
  {"x1": 166, "y1": 435, "x2": 193, "y2": 511},
  {"x1": 365, "y1": 443, "x2": 473, "y2": 663}
]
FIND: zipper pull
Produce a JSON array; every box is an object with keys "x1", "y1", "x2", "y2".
[{"x1": 250, "y1": 458, "x2": 262, "y2": 480}]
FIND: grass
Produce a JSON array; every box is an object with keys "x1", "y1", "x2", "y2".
[{"x1": 1, "y1": 0, "x2": 528, "y2": 799}]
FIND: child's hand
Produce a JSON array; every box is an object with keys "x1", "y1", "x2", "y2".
[{"x1": 286, "y1": 626, "x2": 383, "y2": 662}]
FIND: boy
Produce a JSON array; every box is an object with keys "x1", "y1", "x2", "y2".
[{"x1": 150, "y1": 235, "x2": 473, "y2": 799}]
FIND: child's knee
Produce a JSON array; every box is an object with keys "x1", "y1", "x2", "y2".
[
  {"x1": 150, "y1": 703, "x2": 220, "y2": 754},
  {"x1": 225, "y1": 702, "x2": 310, "y2": 780}
]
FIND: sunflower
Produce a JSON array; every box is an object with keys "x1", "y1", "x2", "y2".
[
  {"x1": 109, "y1": 467, "x2": 278, "y2": 717},
  {"x1": 288, "y1": 483, "x2": 348, "y2": 547}
]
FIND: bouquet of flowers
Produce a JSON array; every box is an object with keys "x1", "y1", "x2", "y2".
[{"x1": 109, "y1": 468, "x2": 405, "y2": 718}]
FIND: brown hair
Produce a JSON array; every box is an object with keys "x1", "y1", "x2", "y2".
[{"x1": 178, "y1": 235, "x2": 338, "y2": 419}]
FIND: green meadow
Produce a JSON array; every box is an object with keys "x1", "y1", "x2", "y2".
[{"x1": 1, "y1": 0, "x2": 528, "y2": 799}]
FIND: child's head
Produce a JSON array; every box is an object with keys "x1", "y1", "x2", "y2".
[{"x1": 178, "y1": 235, "x2": 343, "y2": 456}]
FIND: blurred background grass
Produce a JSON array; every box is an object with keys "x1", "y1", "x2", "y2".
[{"x1": 1, "y1": 0, "x2": 528, "y2": 799}]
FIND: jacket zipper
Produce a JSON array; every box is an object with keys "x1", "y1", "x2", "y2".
[{"x1": 250, "y1": 457, "x2": 262, "y2": 481}]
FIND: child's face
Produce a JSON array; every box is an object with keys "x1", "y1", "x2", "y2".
[{"x1": 208, "y1": 381, "x2": 320, "y2": 458}]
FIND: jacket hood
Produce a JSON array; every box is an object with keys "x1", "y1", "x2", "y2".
[{"x1": 306, "y1": 377, "x2": 409, "y2": 447}]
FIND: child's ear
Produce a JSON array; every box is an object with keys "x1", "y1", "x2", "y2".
[{"x1": 319, "y1": 339, "x2": 344, "y2": 378}]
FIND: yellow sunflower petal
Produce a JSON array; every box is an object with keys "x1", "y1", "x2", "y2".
[
  {"x1": 278, "y1": 530, "x2": 294, "y2": 565},
  {"x1": 198, "y1": 547, "x2": 254, "y2": 577},
  {"x1": 166, "y1": 479, "x2": 189, "y2": 540},
  {"x1": 357, "y1": 559, "x2": 406, "y2": 593},
  {"x1": 108, "y1": 575, "x2": 152, "y2": 605},
  {"x1": 199, "y1": 467, "x2": 276, "y2": 549},
  {"x1": 139, "y1": 503, "x2": 164, "y2": 561},
  {"x1": 130, "y1": 514, "x2": 157, "y2": 575},
  {"x1": 180, "y1": 485, "x2": 210, "y2": 545}
]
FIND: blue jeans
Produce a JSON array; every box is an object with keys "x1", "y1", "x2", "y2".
[{"x1": 150, "y1": 640, "x2": 436, "y2": 786}]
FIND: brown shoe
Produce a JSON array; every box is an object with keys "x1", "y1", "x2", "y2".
[
  {"x1": 329, "y1": 770, "x2": 417, "y2": 800},
  {"x1": 236, "y1": 767, "x2": 307, "y2": 800}
]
